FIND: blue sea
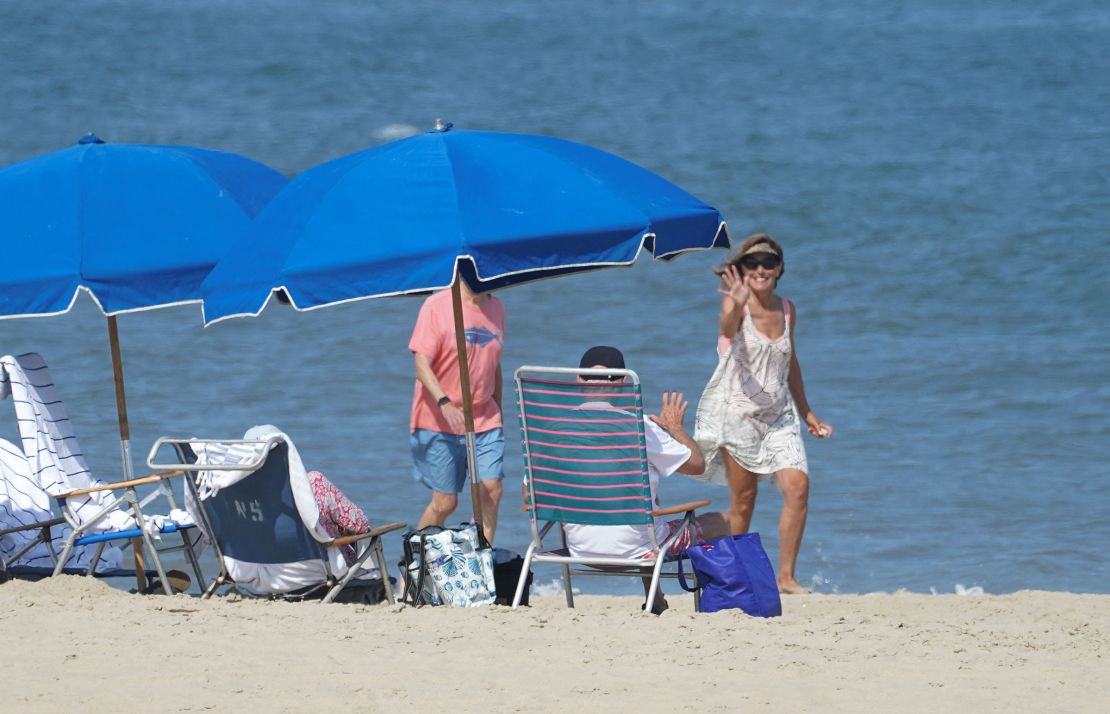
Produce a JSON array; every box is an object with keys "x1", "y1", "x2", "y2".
[{"x1": 1, "y1": 0, "x2": 1107, "y2": 595}]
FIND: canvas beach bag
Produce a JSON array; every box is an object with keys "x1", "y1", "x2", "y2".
[
  {"x1": 402, "y1": 524, "x2": 496, "y2": 607},
  {"x1": 678, "y1": 532, "x2": 782, "y2": 617}
]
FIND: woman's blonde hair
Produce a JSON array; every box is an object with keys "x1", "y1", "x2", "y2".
[{"x1": 714, "y1": 233, "x2": 786, "y2": 280}]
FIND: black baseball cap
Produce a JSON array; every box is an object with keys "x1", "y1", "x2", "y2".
[{"x1": 579, "y1": 346, "x2": 625, "y2": 380}]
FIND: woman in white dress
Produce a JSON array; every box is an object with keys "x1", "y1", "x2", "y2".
[{"x1": 692, "y1": 233, "x2": 833, "y2": 594}]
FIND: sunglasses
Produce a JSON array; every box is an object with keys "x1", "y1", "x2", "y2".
[{"x1": 740, "y1": 254, "x2": 781, "y2": 270}]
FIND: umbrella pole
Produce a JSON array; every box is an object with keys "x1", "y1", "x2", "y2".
[
  {"x1": 106, "y1": 316, "x2": 135, "y2": 481},
  {"x1": 450, "y1": 279, "x2": 485, "y2": 540}
]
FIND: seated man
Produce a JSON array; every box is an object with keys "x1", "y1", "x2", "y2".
[{"x1": 562, "y1": 345, "x2": 730, "y2": 613}]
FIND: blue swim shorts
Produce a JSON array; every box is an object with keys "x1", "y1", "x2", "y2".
[{"x1": 410, "y1": 427, "x2": 505, "y2": 494}]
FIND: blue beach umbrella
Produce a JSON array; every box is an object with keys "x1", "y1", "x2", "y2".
[
  {"x1": 0, "y1": 134, "x2": 287, "y2": 477},
  {"x1": 201, "y1": 122, "x2": 728, "y2": 526},
  {"x1": 202, "y1": 123, "x2": 728, "y2": 322}
]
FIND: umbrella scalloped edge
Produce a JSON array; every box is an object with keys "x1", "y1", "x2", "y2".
[
  {"x1": 0, "y1": 285, "x2": 205, "y2": 322},
  {"x1": 201, "y1": 221, "x2": 730, "y2": 328}
]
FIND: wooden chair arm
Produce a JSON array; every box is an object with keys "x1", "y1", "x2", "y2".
[
  {"x1": 0, "y1": 516, "x2": 65, "y2": 538},
  {"x1": 651, "y1": 499, "x2": 711, "y2": 518},
  {"x1": 56, "y1": 470, "x2": 184, "y2": 499},
  {"x1": 328, "y1": 522, "x2": 408, "y2": 548}
]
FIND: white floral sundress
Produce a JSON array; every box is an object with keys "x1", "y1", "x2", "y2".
[{"x1": 692, "y1": 299, "x2": 808, "y2": 483}]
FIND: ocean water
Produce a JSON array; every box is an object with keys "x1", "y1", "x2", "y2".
[{"x1": 1, "y1": 0, "x2": 1107, "y2": 595}]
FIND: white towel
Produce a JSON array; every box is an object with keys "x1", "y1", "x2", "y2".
[
  {"x1": 0, "y1": 437, "x2": 67, "y2": 568},
  {"x1": 142, "y1": 508, "x2": 197, "y2": 540},
  {"x1": 190, "y1": 440, "x2": 272, "y2": 500},
  {"x1": 0, "y1": 353, "x2": 131, "y2": 569}
]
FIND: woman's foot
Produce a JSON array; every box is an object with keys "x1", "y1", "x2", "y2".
[{"x1": 777, "y1": 576, "x2": 812, "y2": 594}]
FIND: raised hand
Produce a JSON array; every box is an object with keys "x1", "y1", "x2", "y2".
[
  {"x1": 649, "y1": 391, "x2": 689, "y2": 435},
  {"x1": 718, "y1": 264, "x2": 750, "y2": 307}
]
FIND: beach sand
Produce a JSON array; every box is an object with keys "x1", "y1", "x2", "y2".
[{"x1": 2, "y1": 576, "x2": 1106, "y2": 712}]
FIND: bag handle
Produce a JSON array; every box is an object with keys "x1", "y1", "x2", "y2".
[
  {"x1": 400, "y1": 529, "x2": 440, "y2": 607},
  {"x1": 676, "y1": 557, "x2": 699, "y2": 593}
]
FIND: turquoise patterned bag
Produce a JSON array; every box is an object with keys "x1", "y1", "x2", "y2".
[{"x1": 413, "y1": 524, "x2": 496, "y2": 607}]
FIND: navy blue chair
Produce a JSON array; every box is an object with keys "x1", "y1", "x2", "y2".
[{"x1": 149, "y1": 436, "x2": 404, "y2": 604}]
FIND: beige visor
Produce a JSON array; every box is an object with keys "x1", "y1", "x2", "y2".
[{"x1": 741, "y1": 242, "x2": 780, "y2": 257}]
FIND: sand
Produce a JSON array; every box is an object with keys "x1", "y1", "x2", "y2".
[{"x1": 1, "y1": 576, "x2": 1107, "y2": 713}]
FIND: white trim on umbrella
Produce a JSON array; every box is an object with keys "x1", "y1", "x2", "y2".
[
  {"x1": 0, "y1": 284, "x2": 205, "y2": 321},
  {"x1": 201, "y1": 221, "x2": 730, "y2": 327}
]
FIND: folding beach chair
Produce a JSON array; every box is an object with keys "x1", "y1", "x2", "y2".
[
  {"x1": 148, "y1": 432, "x2": 405, "y2": 604},
  {"x1": 0, "y1": 353, "x2": 204, "y2": 591},
  {"x1": 511, "y1": 366, "x2": 709, "y2": 613}
]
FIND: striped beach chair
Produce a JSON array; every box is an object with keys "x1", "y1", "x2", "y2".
[
  {"x1": 0, "y1": 353, "x2": 204, "y2": 592},
  {"x1": 511, "y1": 366, "x2": 708, "y2": 613}
]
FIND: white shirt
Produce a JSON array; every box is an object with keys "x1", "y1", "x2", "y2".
[{"x1": 561, "y1": 404, "x2": 691, "y2": 559}]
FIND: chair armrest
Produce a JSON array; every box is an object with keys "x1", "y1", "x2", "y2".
[
  {"x1": 328, "y1": 522, "x2": 408, "y2": 548},
  {"x1": 0, "y1": 516, "x2": 66, "y2": 538},
  {"x1": 55, "y1": 470, "x2": 184, "y2": 499},
  {"x1": 651, "y1": 499, "x2": 711, "y2": 518}
]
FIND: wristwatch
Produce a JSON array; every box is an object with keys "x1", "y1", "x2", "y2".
[{"x1": 437, "y1": 396, "x2": 452, "y2": 408}]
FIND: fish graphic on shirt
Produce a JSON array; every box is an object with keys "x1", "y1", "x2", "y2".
[{"x1": 464, "y1": 327, "x2": 502, "y2": 347}]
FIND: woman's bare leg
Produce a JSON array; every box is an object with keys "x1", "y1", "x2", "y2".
[
  {"x1": 722, "y1": 448, "x2": 759, "y2": 534},
  {"x1": 775, "y1": 468, "x2": 810, "y2": 592}
]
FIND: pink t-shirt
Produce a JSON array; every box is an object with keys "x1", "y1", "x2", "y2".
[{"x1": 409, "y1": 290, "x2": 505, "y2": 434}]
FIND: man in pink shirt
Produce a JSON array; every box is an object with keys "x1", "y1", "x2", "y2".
[{"x1": 409, "y1": 281, "x2": 505, "y2": 541}]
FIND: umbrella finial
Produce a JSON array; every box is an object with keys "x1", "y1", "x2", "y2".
[
  {"x1": 432, "y1": 118, "x2": 453, "y2": 133},
  {"x1": 78, "y1": 133, "x2": 105, "y2": 145}
]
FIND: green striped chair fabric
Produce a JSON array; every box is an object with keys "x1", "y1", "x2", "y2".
[{"x1": 517, "y1": 372, "x2": 655, "y2": 527}]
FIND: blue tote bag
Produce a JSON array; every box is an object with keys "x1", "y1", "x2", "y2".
[{"x1": 678, "y1": 533, "x2": 782, "y2": 617}]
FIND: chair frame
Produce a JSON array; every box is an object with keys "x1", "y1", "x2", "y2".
[
  {"x1": 149, "y1": 437, "x2": 404, "y2": 604},
  {"x1": 1, "y1": 468, "x2": 204, "y2": 592},
  {"x1": 511, "y1": 365, "x2": 707, "y2": 613},
  {"x1": 51, "y1": 470, "x2": 205, "y2": 591}
]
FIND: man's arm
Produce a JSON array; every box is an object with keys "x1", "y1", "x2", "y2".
[
  {"x1": 648, "y1": 391, "x2": 705, "y2": 475},
  {"x1": 413, "y1": 351, "x2": 465, "y2": 434}
]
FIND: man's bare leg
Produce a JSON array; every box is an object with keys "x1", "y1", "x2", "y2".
[
  {"x1": 417, "y1": 491, "x2": 458, "y2": 530},
  {"x1": 775, "y1": 468, "x2": 810, "y2": 593},
  {"x1": 479, "y1": 478, "x2": 503, "y2": 543}
]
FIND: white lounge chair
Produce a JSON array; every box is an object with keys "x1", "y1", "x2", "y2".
[{"x1": 0, "y1": 352, "x2": 204, "y2": 591}]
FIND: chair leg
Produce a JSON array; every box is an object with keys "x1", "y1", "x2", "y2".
[
  {"x1": 324, "y1": 536, "x2": 390, "y2": 605},
  {"x1": 202, "y1": 574, "x2": 225, "y2": 599},
  {"x1": 53, "y1": 538, "x2": 77, "y2": 577},
  {"x1": 42, "y1": 526, "x2": 59, "y2": 565},
  {"x1": 563, "y1": 564, "x2": 575, "y2": 608},
  {"x1": 86, "y1": 542, "x2": 108, "y2": 577},
  {"x1": 558, "y1": 525, "x2": 574, "y2": 608},
  {"x1": 512, "y1": 544, "x2": 537, "y2": 608},
  {"x1": 644, "y1": 558, "x2": 666, "y2": 615},
  {"x1": 137, "y1": 529, "x2": 172, "y2": 594},
  {"x1": 376, "y1": 540, "x2": 395, "y2": 605},
  {"x1": 180, "y1": 530, "x2": 205, "y2": 593}
]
